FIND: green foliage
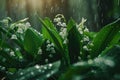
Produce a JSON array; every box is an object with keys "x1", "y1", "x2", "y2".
[
  {"x1": 67, "y1": 19, "x2": 81, "y2": 63},
  {"x1": 0, "y1": 16, "x2": 120, "y2": 80},
  {"x1": 24, "y1": 28, "x2": 43, "y2": 56},
  {"x1": 90, "y1": 18, "x2": 120, "y2": 58}
]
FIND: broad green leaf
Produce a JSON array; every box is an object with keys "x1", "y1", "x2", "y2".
[
  {"x1": 90, "y1": 18, "x2": 120, "y2": 58},
  {"x1": 67, "y1": 19, "x2": 81, "y2": 64},
  {"x1": 40, "y1": 18, "x2": 63, "y2": 51},
  {"x1": 99, "y1": 45, "x2": 120, "y2": 75},
  {"x1": 59, "y1": 60, "x2": 100, "y2": 80},
  {"x1": 8, "y1": 61, "x2": 60, "y2": 80},
  {"x1": 99, "y1": 45, "x2": 120, "y2": 64},
  {"x1": 43, "y1": 17, "x2": 57, "y2": 31},
  {"x1": 59, "y1": 57, "x2": 116, "y2": 80},
  {"x1": 109, "y1": 31, "x2": 120, "y2": 45},
  {"x1": 24, "y1": 28, "x2": 43, "y2": 56},
  {"x1": 40, "y1": 18, "x2": 70, "y2": 67}
]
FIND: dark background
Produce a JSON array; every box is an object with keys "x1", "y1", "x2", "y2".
[{"x1": 0, "y1": 0, "x2": 120, "y2": 31}]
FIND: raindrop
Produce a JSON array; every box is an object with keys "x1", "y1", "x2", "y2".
[
  {"x1": 114, "y1": 74, "x2": 120, "y2": 79},
  {"x1": 5, "y1": 48, "x2": 10, "y2": 52},
  {"x1": 47, "y1": 64, "x2": 52, "y2": 69},
  {"x1": 30, "y1": 72, "x2": 34, "y2": 75},
  {"x1": 41, "y1": 70, "x2": 45, "y2": 73},
  {"x1": 0, "y1": 66, "x2": 5, "y2": 71},
  {"x1": 43, "y1": 66, "x2": 47, "y2": 70},
  {"x1": 20, "y1": 72, "x2": 24, "y2": 75},
  {"x1": 61, "y1": 0, "x2": 64, "y2": 3},
  {"x1": 91, "y1": 70, "x2": 97, "y2": 73},
  {"x1": 45, "y1": 59, "x2": 49, "y2": 63},
  {"x1": 87, "y1": 55, "x2": 91, "y2": 59},
  {"x1": 48, "y1": 64, "x2": 52, "y2": 67},
  {"x1": 46, "y1": 74, "x2": 51, "y2": 77},
  {"x1": 37, "y1": 69, "x2": 41, "y2": 72},
  {"x1": 94, "y1": 14, "x2": 97, "y2": 22},
  {"x1": 72, "y1": 76, "x2": 82, "y2": 80},
  {"x1": 0, "y1": 47, "x2": 2, "y2": 50},
  {"x1": 50, "y1": 7, "x2": 54, "y2": 13},
  {"x1": 104, "y1": 59, "x2": 115, "y2": 67},
  {"x1": 2, "y1": 58, "x2": 6, "y2": 62},
  {"x1": 80, "y1": 52, "x2": 82, "y2": 55},
  {"x1": 118, "y1": 0, "x2": 120, "y2": 6},
  {"x1": 78, "y1": 56, "x2": 81, "y2": 60},
  {"x1": 49, "y1": 54, "x2": 53, "y2": 58},
  {"x1": 16, "y1": 48, "x2": 19, "y2": 51},
  {"x1": 35, "y1": 65, "x2": 40, "y2": 69},
  {"x1": 88, "y1": 59, "x2": 93, "y2": 64},
  {"x1": 21, "y1": 77, "x2": 25, "y2": 80},
  {"x1": 101, "y1": 19, "x2": 104, "y2": 24},
  {"x1": 50, "y1": 71, "x2": 54, "y2": 74}
]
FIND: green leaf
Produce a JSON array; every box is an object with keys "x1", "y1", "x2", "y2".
[
  {"x1": 99, "y1": 45, "x2": 120, "y2": 75},
  {"x1": 67, "y1": 19, "x2": 81, "y2": 64},
  {"x1": 109, "y1": 31, "x2": 120, "y2": 45},
  {"x1": 24, "y1": 28, "x2": 43, "y2": 56},
  {"x1": 8, "y1": 61, "x2": 60, "y2": 80},
  {"x1": 100, "y1": 45, "x2": 120, "y2": 64},
  {"x1": 39, "y1": 17, "x2": 70, "y2": 67},
  {"x1": 59, "y1": 62, "x2": 93, "y2": 80},
  {"x1": 40, "y1": 18, "x2": 63, "y2": 51},
  {"x1": 84, "y1": 32, "x2": 97, "y2": 40},
  {"x1": 90, "y1": 18, "x2": 120, "y2": 58},
  {"x1": 43, "y1": 17, "x2": 57, "y2": 31},
  {"x1": 59, "y1": 57, "x2": 116, "y2": 80}
]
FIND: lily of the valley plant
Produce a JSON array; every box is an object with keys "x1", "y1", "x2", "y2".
[{"x1": 0, "y1": 15, "x2": 120, "y2": 80}]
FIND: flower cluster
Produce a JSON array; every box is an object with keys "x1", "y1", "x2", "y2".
[
  {"x1": 37, "y1": 47, "x2": 42, "y2": 55},
  {"x1": 16, "y1": 22, "x2": 31, "y2": 34},
  {"x1": 76, "y1": 18, "x2": 94, "y2": 59},
  {"x1": 59, "y1": 27, "x2": 68, "y2": 44},
  {"x1": 54, "y1": 14, "x2": 68, "y2": 44},
  {"x1": 54, "y1": 14, "x2": 66, "y2": 28},
  {"x1": 10, "y1": 22, "x2": 31, "y2": 34},
  {"x1": 4, "y1": 48, "x2": 15, "y2": 57},
  {"x1": 10, "y1": 21, "x2": 31, "y2": 40},
  {"x1": 0, "y1": 17, "x2": 12, "y2": 27},
  {"x1": 46, "y1": 40, "x2": 56, "y2": 54}
]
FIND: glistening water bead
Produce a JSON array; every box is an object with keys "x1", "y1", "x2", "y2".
[
  {"x1": 35, "y1": 65, "x2": 40, "y2": 69},
  {"x1": 118, "y1": 0, "x2": 120, "y2": 6}
]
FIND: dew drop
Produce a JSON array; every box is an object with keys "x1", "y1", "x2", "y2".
[
  {"x1": 45, "y1": 59, "x2": 49, "y2": 63},
  {"x1": 48, "y1": 64, "x2": 52, "y2": 67},
  {"x1": 38, "y1": 69, "x2": 41, "y2": 72},
  {"x1": 2, "y1": 58, "x2": 6, "y2": 62},
  {"x1": 49, "y1": 54, "x2": 53, "y2": 58},
  {"x1": 118, "y1": 0, "x2": 120, "y2": 6},
  {"x1": 46, "y1": 74, "x2": 51, "y2": 77},
  {"x1": 35, "y1": 65, "x2": 40, "y2": 69},
  {"x1": 43, "y1": 66, "x2": 47, "y2": 70},
  {"x1": 88, "y1": 59, "x2": 93, "y2": 64},
  {"x1": 20, "y1": 72, "x2": 23, "y2": 75},
  {"x1": 30, "y1": 72, "x2": 34, "y2": 75}
]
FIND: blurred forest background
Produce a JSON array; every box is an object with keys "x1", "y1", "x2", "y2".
[{"x1": 0, "y1": 0, "x2": 120, "y2": 31}]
